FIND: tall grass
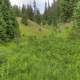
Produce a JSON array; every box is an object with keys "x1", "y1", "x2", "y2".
[{"x1": 0, "y1": 24, "x2": 80, "y2": 80}]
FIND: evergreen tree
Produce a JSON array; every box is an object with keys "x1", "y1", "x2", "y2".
[
  {"x1": 27, "y1": 4, "x2": 34, "y2": 20},
  {"x1": 43, "y1": 1, "x2": 48, "y2": 25},
  {"x1": 34, "y1": 9, "x2": 41, "y2": 24},
  {"x1": 0, "y1": 0, "x2": 19, "y2": 41},
  {"x1": 33, "y1": 0, "x2": 41, "y2": 24},
  {"x1": 73, "y1": 1, "x2": 80, "y2": 30},
  {"x1": 33, "y1": 0, "x2": 37, "y2": 16},
  {"x1": 12, "y1": 5, "x2": 21, "y2": 17},
  {"x1": 60, "y1": 0, "x2": 79, "y2": 22},
  {"x1": 51, "y1": 0, "x2": 59, "y2": 26},
  {"x1": 21, "y1": 5, "x2": 28, "y2": 25}
]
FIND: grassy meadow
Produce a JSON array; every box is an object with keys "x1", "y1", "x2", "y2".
[{"x1": 0, "y1": 20, "x2": 80, "y2": 80}]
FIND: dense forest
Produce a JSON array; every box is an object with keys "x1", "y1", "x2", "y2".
[{"x1": 0, "y1": 0, "x2": 80, "y2": 80}]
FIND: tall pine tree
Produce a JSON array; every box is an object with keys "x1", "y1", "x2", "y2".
[
  {"x1": 21, "y1": 5, "x2": 28, "y2": 25},
  {"x1": 60, "y1": 0, "x2": 79, "y2": 22},
  {"x1": 0, "y1": 0, "x2": 19, "y2": 41}
]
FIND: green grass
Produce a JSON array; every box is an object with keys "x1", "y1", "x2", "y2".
[{"x1": 0, "y1": 22, "x2": 80, "y2": 80}]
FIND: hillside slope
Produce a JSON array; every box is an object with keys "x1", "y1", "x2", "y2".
[{"x1": 0, "y1": 22, "x2": 80, "y2": 80}]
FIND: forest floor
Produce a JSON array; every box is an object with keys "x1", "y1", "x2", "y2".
[{"x1": 0, "y1": 21, "x2": 80, "y2": 80}]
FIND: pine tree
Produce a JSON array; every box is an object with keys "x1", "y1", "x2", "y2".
[
  {"x1": 51, "y1": 0, "x2": 59, "y2": 26},
  {"x1": 21, "y1": 5, "x2": 28, "y2": 25},
  {"x1": 43, "y1": 1, "x2": 48, "y2": 25},
  {"x1": 12, "y1": 5, "x2": 21, "y2": 17},
  {"x1": 27, "y1": 4, "x2": 34, "y2": 20},
  {"x1": 33, "y1": 0, "x2": 37, "y2": 16},
  {"x1": 34, "y1": 9, "x2": 41, "y2": 24},
  {"x1": 0, "y1": 0, "x2": 19, "y2": 41},
  {"x1": 60, "y1": 0, "x2": 79, "y2": 22},
  {"x1": 33, "y1": 0, "x2": 41, "y2": 24}
]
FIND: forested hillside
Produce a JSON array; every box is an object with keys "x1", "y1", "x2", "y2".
[{"x1": 0, "y1": 0, "x2": 80, "y2": 80}]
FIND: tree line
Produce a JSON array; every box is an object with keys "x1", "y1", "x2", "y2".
[
  {"x1": 12, "y1": 0, "x2": 41, "y2": 25},
  {"x1": 12, "y1": 0, "x2": 79, "y2": 25}
]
